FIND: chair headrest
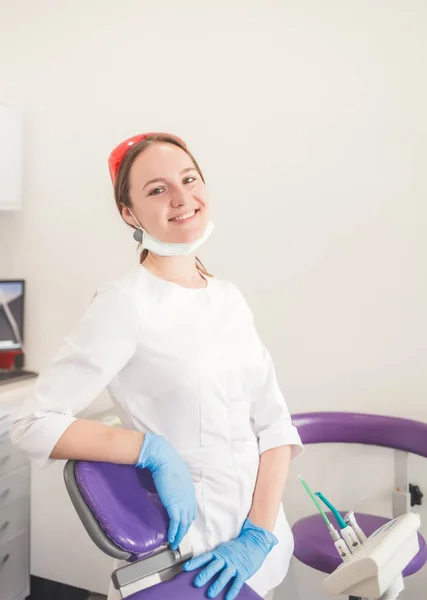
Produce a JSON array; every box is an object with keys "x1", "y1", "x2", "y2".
[{"x1": 74, "y1": 461, "x2": 169, "y2": 557}]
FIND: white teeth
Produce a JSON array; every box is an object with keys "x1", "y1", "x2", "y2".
[{"x1": 171, "y1": 210, "x2": 196, "y2": 221}]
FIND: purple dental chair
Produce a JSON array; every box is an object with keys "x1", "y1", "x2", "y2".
[
  {"x1": 63, "y1": 460, "x2": 262, "y2": 600},
  {"x1": 291, "y1": 412, "x2": 427, "y2": 598}
]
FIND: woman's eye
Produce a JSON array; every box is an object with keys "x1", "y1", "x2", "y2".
[
  {"x1": 184, "y1": 176, "x2": 196, "y2": 184},
  {"x1": 149, "y1": 187, "x2": 164, "y2": 196}
]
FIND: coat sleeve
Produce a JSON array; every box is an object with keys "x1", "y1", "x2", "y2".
[
  {"x1": 229, "y1": 283, "x2": 303, "y2": 459},
  {"x1": 10, "y1": 283, "x2": 138, "y2": 468},
  {"x1": 250, "y1": 343, "x2": 303, "y2": 459}
]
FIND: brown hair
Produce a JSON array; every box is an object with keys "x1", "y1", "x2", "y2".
[{"x1": 113, "y1": 133, "x2": 211, "y2": 277}]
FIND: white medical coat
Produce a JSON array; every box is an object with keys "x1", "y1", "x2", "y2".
[{"x1": 11, "y1": 266, "x2": 303, "y2": 598}]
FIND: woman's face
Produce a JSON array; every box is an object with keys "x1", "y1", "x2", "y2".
[{"x1": 122, "y1": 142, "x2": 210, "y2": 244}]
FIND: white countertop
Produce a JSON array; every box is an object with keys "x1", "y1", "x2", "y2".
[{"x1": 0, "y1": 377, "x2": 36, "y2": 402}]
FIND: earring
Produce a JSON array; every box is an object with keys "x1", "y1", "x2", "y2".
[{"x1": 133, "y1": 229, "x2": 143, "y2": 243}]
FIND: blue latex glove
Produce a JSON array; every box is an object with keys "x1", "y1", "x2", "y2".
[
  {"x1": 183, "y1": 518, "x2": 278, "y2": 600},
  {"x1": 136, "y1": 431, "x2": 197, "y2": 550}
]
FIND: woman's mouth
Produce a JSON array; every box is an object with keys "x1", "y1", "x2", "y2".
[{"x1": 169, "y1": 209, "x2": 199, "y2": 223}]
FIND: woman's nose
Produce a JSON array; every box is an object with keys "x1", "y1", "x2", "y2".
[{"x1": 170, "y1": 186, "x2": 190, "y2": 208}]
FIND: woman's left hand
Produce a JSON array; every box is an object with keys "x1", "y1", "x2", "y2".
[{"x1": 183, "y1": 518, "x2": 278, "y2": 600}]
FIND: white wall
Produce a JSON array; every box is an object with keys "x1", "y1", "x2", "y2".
[{"x1": 0, "y1": 1, "x2": 426, "y2": 597}]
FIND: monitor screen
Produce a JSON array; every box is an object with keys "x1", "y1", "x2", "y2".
[{"x1": 0, "y1": 280, "x2": 24, "y2": 351}]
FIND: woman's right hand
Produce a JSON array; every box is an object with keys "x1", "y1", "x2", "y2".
[{"x1": 136, "y1": 431, "x2": 197, "y2": 550}]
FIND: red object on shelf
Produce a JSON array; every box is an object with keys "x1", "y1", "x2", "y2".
[{"x1": 0, "y1": 350, "x2": 23, "y2": 369}]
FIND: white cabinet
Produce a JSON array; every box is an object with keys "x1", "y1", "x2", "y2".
[
  {"x1": 0, "y1": 104, "x2": 23, "y2": 211},
  {"x1": 0, "y1": 532, "x2": 30, "y2": 600},
  {"x1": 0, "y1": 381, "x2": 31, "y2": 600},
  {"x1": 0, "y1": 380, "x2": 114, "y2": 596},
  {"x1": 30, "y1": 458, "x2": 113, "y2": 594}
]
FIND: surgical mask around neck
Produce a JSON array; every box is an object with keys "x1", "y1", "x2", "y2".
[{"x1": 129, "y1": 210, "x2": 214, "y2": 257}]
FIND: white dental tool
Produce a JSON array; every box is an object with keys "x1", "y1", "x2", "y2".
[{"x1": 345, "y1": 511, "x2": 368, "y2": 543}]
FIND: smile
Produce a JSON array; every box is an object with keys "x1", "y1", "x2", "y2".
[{"x1": 169, "y1": 209, "x2": 199, "y2": 222}]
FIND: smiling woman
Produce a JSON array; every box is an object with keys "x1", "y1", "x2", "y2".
[
  {"x1": 11, "y1": 130, "x2": 302, "y2": 600},
  {"x1": 111, "y1": 133, "x2": 213, "y2": 277}
]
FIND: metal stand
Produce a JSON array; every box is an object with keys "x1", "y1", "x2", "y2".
[{"x1": 392, "y1": 451, "x2": 411, "y2": 518}]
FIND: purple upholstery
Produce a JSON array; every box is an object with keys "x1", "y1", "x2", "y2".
[
  {"x1": 74, "y1": 461, "x2": 262, "y2": 599},
  {"x1": 293, "y1": 512, "x2": 427, "y2": 577},
  {"x1": 75, "y1": 461, "x2": 168, "y2": 555},
  {"x1": 126, "y1": 570, "x2": 262, "y2": 599},
  {"x1": 292, "y1": 412, "x2": 427, "y2": 457}
]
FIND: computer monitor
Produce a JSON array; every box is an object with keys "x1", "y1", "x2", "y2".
[{"x1": 0, "y1": 280, "x2": 25, "y2": 352}]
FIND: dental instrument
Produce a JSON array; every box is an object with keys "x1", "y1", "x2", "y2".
[
  {"x1": 315, "y1": 491, "x2": 362, "y2": 553},
  {"x1": 345, "y1": 510, "x2": 368, "y2": 543},
  {"x1": 298, "y1": 475, "x2": 351, "y2": 563},
  {"x1": 298, "y1": 476, "x2": 422, "y2": 599},
  {"x1": 323, "y1": 512, "x2": 421, "y2": 599}
]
